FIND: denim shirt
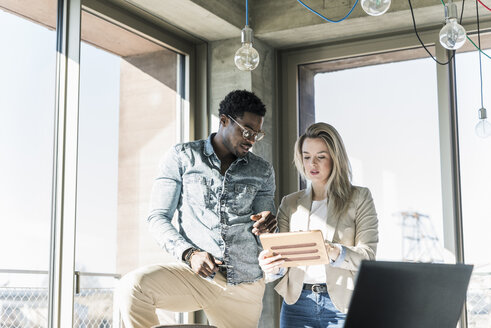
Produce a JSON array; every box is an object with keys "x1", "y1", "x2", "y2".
[{"x1": 147, "y1": 134, "x2": 276, "y2": 285}]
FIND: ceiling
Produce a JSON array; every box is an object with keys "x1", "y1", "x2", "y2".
[{"x1": 106, "y1": 0, "x2": 491, "y2": 49}]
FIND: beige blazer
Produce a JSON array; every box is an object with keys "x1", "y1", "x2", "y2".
[{"x1": 274, "y1": 185, "x2": 378, "y2": 313}]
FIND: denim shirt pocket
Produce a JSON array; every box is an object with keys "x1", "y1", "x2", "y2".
[
  {"x1": 182, "y1": 175, "x2": 209, "y2": 207},
  {"x1": 232, "y1": 183, "x2": 258, "y2": 216}
]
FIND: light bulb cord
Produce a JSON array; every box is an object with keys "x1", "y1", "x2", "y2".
[
  {"x1": 408, "y1": 0, "x2": 456, "y2": 65},
  {"x1": 477, "y1": 0, "x2": 491, "y2": 12},
  {"x1": 476, "y1": 0, "x2": 484, "y2": 109},
  {"x1": 296, "y1": 0, "x2": 359, "y2": 23},
  {"x1": 246, "y1": 0, "x2": 249, "y2": 26}
]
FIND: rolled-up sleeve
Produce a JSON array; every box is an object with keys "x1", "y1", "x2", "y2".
[{"x1": 146, "y1": 146, "x2": 193, "y2": 260}]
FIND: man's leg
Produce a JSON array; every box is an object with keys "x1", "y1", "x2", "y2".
[
  {"x1": 116, "y1": 263, "x2": 224, "y2": 328},
  {"x1": 204, "y1": 273, "x2": 266, "y2": 328}
]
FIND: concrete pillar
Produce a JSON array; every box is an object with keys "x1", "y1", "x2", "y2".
[{"x1": 209, "y1": 37, "x2": 279, "y2": 328}]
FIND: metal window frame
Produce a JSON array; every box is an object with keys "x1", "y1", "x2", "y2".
[{"x1": 48, "y1": 1, "x2": 81, "y2": 327}]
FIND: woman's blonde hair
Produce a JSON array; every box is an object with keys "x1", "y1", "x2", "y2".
[{"x1": 294, "y1": 122, "x2": 353, "y2": 214}]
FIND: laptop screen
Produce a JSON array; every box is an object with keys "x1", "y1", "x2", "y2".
[{"x1": 344, "y1": 260, "x2": 473, "y2": 328}]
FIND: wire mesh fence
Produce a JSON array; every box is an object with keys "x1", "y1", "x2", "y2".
[
  {"x1": 0, "y1": 288, "x2": 120, "y2": 328},
  {"x1": 0, "y1": 288, "x2": 47, "y2": 328},
  {"x1": 0, "y1": 287, "x2": 118, "y2": 328},
  {"x1": 0, "y1": 269, "x2": 489, "y2": 327},
  {"x1": 467, "y1": 272, "x2": 491, "y2": 328},
  {"x1": 0, "y1": 270, "x2": 120, "y2": 328}
]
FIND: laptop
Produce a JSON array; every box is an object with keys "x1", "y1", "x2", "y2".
[{"x1": 344, "y1": 260, "x2": 473, "y2": 328}]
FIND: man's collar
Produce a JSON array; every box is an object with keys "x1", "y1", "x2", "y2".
[
  {"x1": 204, "y1": 133, "x2": 249, "y2": 164},
  {"x1": 204, "y1": 133, "x2": 215, "y2": 157},
  {"x1": 238, "y1": 153, "x2": 249, "y2": 163}
]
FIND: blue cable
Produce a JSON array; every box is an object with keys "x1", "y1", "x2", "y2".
[
  {"x1": 246, "y1": 0, "x2": 249, "y2": 26},
  {"x1": 297, "y1": 0, "x2": 359, "y2": 23}
]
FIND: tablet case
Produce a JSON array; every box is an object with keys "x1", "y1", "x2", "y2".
[{"x1": 259, "y1": 230, "x2": 329, "y2": 267}]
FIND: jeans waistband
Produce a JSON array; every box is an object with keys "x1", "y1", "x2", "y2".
[{"x1": 303, "y1": 283, "x2": 327, "y2": 293}]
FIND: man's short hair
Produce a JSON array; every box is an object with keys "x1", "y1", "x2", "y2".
[{"x1": 218, "y1": 90, "x2": 266, "y2": 119}]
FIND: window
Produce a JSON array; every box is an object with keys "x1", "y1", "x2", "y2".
[
  {"x1": 456, "y1": 44, "x2": 491, "y2": 328},
  {"x1": 0, "y1": 1, "x2": 57, "y2": 326},
  {"x1": 74, "y1": 9, "x2": 186, "y2": 326},
  {"x1": 314, "y1": 51, "x2": 446, "y2": 263}
]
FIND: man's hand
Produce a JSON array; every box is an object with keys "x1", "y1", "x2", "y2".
[
  {"x1": 251, "y1": 211, "x2": 277, "y2": 235},
  {"x1": 189, "y1": 251, "x2": 222, "y2": 278}
]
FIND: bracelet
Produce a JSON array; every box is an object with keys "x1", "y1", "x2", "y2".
[{"x1": 184, "y1": 247, "x2": 200, "y2": 266}]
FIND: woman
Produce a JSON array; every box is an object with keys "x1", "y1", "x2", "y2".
[{"x1": 259, "y1": 122, "x2": 378, "y2": 328}]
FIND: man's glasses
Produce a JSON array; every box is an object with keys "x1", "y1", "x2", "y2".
[{"x1": 227, "y1": 115, "x2": 265, "y2": 142}]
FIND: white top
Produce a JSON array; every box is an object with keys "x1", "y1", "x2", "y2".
[{"x1": 303, "y1": 199, "x2": 328, "y2": 284}]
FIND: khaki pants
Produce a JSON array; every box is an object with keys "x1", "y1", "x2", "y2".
[{"x1": 116, "y1": 263, "x2": 265, "y2": 328}]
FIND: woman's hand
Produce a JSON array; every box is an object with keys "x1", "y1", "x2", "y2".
[
  {"x1": 325, "y1": 242, "x2": 341, "y2": 262},
  {"x1": 258, "y1": 249, "x2": 284, "y2": 274}
]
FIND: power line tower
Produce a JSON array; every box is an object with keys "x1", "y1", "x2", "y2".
[{"x1": 399, "y1": 211, "x2": 444, "y2": 263}]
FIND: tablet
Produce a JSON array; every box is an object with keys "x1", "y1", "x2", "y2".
[{"x1": 259, "y1": 230, "x2": 329, "y2": 267}]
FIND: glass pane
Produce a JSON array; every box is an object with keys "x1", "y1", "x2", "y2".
[
  {"x1": 0, "y1": 1, "x2": 57, "y2": 327},
  {"x1": 456, "y1": 45, "x2": 491, "y2": 328},
  {"x1": 75, "y1": 10, "x2": 182, "y2": 327},
  {"x1": 314, "y1": 55, "x2": 448, "y2": 263}
]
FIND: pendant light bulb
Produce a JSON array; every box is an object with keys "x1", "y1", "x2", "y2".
[
  {"x1": 475, "y1": 107, "x2": 491, "y2": 138},
  {"x1": 361, "y1": 0, "x2": 391, "y2": 16},
  {"x1": 439, "y1": 2, "x2": 466, "y2": 50},
  {"x1": 235, "y1": 26, "x2": 260, "y2": 71}
]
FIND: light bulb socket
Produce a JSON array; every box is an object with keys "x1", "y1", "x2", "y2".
[
  {"x1": 444, "y1": 2, "x2": 458, "y2": 20},
  {"x1": 478, "y1": 107, "x2": 488, "y2": 120},
  {"x1": 241, "y1": 25, "x2": 254, "y2": 44}
]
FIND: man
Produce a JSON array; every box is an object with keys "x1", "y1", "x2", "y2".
[{"x1": 117, "y1": 90, "x2": 277, "y2": 328}]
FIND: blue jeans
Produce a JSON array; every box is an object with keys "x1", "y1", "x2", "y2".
[{"x1": 280, "y1": 289, "x2": 346, "y2": 328}]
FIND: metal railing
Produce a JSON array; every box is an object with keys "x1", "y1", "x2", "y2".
[{"x1": 0, "y1": 269, "x2": 120, "y2": 328}]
